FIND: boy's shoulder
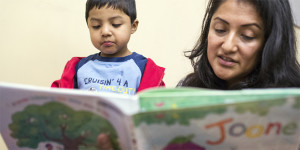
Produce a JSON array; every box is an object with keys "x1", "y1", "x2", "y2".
[
  {"x1": 80, "y1": 53, "x2": 99, "y2": 61},
  {"x1": 72, "y1": 53, "x2": 99, "y2": 71},
  {"x1": 130, "y1": 52, "x2": 147, "y2": 62}
]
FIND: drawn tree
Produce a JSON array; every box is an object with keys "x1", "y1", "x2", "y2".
[
  {"x1": 134, "y1": 106, "x2": 226, "y2": 126},
  {"x1": 9, "y1": 102, "x2": 120, "y2": 150},
  {"x1": 234, "y1": 99, "x2": 286, "y2": 116}
]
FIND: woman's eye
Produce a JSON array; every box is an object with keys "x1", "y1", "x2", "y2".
[
  {"x1": 242, "y1": 35, "x2": 255, "y2": 41},
  {"x1": 112, "y1": 24, "x2": 121, "y2": 28},
  {"x1": 215, "y1": 29, "x2": 226, "y2": 34}
]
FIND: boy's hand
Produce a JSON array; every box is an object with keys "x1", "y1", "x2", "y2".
[{"x1": 97, "y1": 133, "x2": 113, "y2": 150}]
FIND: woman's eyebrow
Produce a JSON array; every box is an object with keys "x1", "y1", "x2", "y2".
[
  {"x1": 213, "y1": 17, "x2": 229, "y2": 25},
  {"x1": 241, "y1": 23, "x2": 262, "y2": 30},
  {"x1": 213, "y1": 17, "x2": 262, "y2": 30}
]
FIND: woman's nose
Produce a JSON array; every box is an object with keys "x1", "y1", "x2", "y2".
[{"x1": 221, "y1": 33, "x2": 238, "y2": 53}]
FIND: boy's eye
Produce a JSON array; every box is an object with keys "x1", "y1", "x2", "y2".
[
  {"x1": 112, "y1": 24, "x2": 121, "y2": 28},
  {"x1": 92, "y1": 25, "x2": 101, "y2": 29}
]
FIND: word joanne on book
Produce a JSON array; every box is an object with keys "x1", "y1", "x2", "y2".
[{"x1": 205, "y1": 118, "x2": 298, "y2": 145}]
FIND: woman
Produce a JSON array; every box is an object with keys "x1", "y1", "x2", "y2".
[{"x1": 180, "y1": 0, "x2": 300, "y2": 89}]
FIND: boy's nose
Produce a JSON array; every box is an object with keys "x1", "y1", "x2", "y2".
[
  {"x1": 221, "y1": 33, "x2": 238, "y2": 53},
  {"x1": 101, "y1": 25, "x2": 112, "y2": 36}
]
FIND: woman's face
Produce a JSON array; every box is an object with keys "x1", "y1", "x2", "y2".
[{"x1": 207, "y1": 0, "x2": 265, "y2": 87}]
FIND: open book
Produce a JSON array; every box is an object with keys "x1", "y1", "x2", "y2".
[{"x1": 1, "y1": 82, "x2": 300, "y2": 150}]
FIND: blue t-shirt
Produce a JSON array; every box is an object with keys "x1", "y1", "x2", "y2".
[{"x1": 75, "y1": 52, "x2": 147, "y2": 95}]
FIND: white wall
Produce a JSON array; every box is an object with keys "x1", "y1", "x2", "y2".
[
  {"x1": 0, "y1": 0, "x2": 207, "y2": 88},
  {"x1": 130, "y1": 0, "x2": 208, "y2": 87},
  {"x1": 297, "y1": 27, "x2": 300, "y2": 59},
  {"x1": 0, "y1": 0, "x2": 299, "y2": 88},
  {"x1": 290, "y1": 0, "x2": 300, "y2": 27}
]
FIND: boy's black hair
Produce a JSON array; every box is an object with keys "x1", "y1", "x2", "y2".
[{"x1": 85, "y1": 0, "x2": 137, "y2": 24}]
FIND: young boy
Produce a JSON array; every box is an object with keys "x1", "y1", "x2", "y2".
[{"x1": 52, "y1": 0, "x2": 165, "y2": 95}]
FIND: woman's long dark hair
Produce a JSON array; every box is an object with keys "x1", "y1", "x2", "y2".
[{"x1": 182, "y1": 0, "x2": 300, "y2": 89}]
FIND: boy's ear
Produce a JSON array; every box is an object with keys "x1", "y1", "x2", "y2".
[{"x1": 131, "y1": 19, "x2": 139, "y2": 34}]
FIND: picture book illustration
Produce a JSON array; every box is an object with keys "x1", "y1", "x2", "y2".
[
  {"x1": 0, "y1": 83, "x2": 136, "y2": 150},
  {"x1": 9, "y1": 101, "x2": 120, "y2": 150},
  {"x1": 162, "y1": 134, "x2": 205, "y2": 150}
]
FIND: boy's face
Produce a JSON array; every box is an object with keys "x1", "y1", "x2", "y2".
[{"x1": 87, "y1": 6, "x2": 138, "y2": 57}]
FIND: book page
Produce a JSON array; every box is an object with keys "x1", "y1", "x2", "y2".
[
  {"x1": 138, "y1": 87, "x2": 300, "y2": 111},
  {"x1": 134, "y1": 88, "x2": 300, "y2": 150},
  {"x1": 0, "y1": 83, "x2": 139, "y2": 150},
  {"x1": 0, "y1": 134, "x2": 8, "y2": 150}
]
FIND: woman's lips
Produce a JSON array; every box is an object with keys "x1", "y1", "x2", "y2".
[{"x1": 218, "y1": 56, "x2": 237, "y2": 66}]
